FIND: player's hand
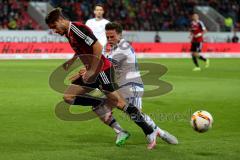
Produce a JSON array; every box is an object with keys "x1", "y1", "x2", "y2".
[
  {"x1": 68, "y1": 73, "x2": 81, "y2": 82},
  {"x1": 79, "y1": 67, "x2": 87, "y2": 76},
  {"x1": 62, "y1": 60, "x2": 72, "y2": 71},
  {"x1": 63, "y1": 54, "x2": 78, "y2": 71},
  {"x1": 194, "y1": 33, "x2": 202, "y2": 38},
  {"x1": 68, "y1": 67, "x2": 87, "y2": 82},
  {"x1": 82, "y1": 70, "x2": 97, "y2": 84}
]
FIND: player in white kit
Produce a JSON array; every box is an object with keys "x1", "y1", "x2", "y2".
[
  {"x1": 92, "y1": 22, "x2": 178, "y2": 149},
  {"x1": 85, "y1": 4, "x2": 109, "y2": 46}
]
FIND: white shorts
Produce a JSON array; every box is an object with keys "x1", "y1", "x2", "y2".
[
  {"x1": 118, "y1": 83, "x2": 144, "y2": 110},
  {"x1": 93, "y1": 83, "x2": 144, "y2": 117}
]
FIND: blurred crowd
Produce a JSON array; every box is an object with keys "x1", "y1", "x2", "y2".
[
  {"x1": 0, "y1": 0, "x2": 239, "y2": 31},
  {"x1": 50, "y1": 0, "x2": 240, "y2": 31},
  {"x1": 0, "y1": 0, "x2": 41, "y2": 30},
  {"x1": 56, "y1": 0, "x2": 193, "y2": 31}
]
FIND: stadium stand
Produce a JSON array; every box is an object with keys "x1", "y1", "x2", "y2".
[
  {"x1": 0, "y1": 0, "x2": 42, "y2": 30},
  {"x1": 0, "y1": 0, "x2": 239, "y2": 31}
]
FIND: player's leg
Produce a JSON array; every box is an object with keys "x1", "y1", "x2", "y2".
[
  {"x1": 67, "y1": 73, "x2": 130, "y2": 145},
  {"x1": 126, "y1": 85, "x2": 178, "y2": 147},
  {"x1": 197, "y1": 42, "x2": 209, "y2": 67},
  {"x1": 194, "y1": 42, "x2": 209, "y2": 68},
  {"x1": 197, "y1": 42, "x2": 205, "y2": 62},
  {"x1": 205, "y1": 58, "x2": 210, "y2": 68},
  {"x1": 121, "y1": 85, "x2": 157, "y2": 130},
  {"x1": 121, "y1": 86, "x2": 158, "y2": 149},
  {"x1": 109, "y1": 92, "x2": 162, "y2": 149},
  {"x1": 191, "y1": 42, "x2": 201, "y2": 71},
  {"x1": 63, "y1": 76, "x2": 104, "y2": 107},
  {"x1": 199, "y1": 54, "x2": 207, "y2": 62},
  {"x1": 98, "y1": 68, "x2": 154, "y2": 135},
  {"x1": 105, "y1": 91, "x2": 154, "y2": 134},
  {"x1": 93, "y1": 105, "x2": 123, "y2": 133},
  {"x1": 124, "y1": 85, "x2": 157, "y2": 129},
  {"x1": 130, "y1": 97, "x2": 156, "y2": 129},
  {"x1": 99, "y1": 67, "x2": 157, "y2": 149},
  {"x1": 92, "y1": 105, "x2": 130, "y2": 146},
  {"x1": 199, "y1": 54, "x2": 210, "y2": 68},
  {"x1": 104, "y1": 91, "x2": 157, "y2": 149},
  {"x1": 192, "y1": 53, "x2": 201, "y2": 71}
]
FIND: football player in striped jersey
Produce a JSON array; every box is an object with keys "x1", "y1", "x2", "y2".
[
  {"x1": 46, "y1": 8, "x2": 160, "y2": 149},
  {"x1": 190, "y1": 13, "x2": 209, "y2": 71}
]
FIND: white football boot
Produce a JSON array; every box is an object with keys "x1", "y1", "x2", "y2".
[{"x1": 156, "y1": 127, "x2": 178, "y2": 145}]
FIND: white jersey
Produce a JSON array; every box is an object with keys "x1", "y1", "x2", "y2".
[
  {"x1": 103, "y1": 39, "x2": 143, "y2": 88},
  {"x1": 103, "y1": 39, "x2": 143, "y2": 108},
  {"x1": 86, "y1": 18, "x2": 109, "y2": 46}
]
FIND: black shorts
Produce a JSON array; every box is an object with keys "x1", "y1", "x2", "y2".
[
  {"x1": 72, "y1": 66, "x2": 118, "y2": 93},
  {"x1": 191, "y1": 42, "x2": 202, "y2": 52}
]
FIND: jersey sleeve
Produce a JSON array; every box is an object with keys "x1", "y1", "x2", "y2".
[
  {"x1": 85, "y1": 20, "x2": 92, "y2": 29},
  {"x1": 114, "y1": 46, "x2": 134, "y2": 64},
  {"x1": 70, "y1": 23, "x2": 98, "y2": 46},
  {"x1": 85, "y1": 20, "x2": 90, "y2": 26},
  {"x1": 199, "y1": 21, "x2": 206, "y2": 31},
  {"x1": 105, "y1": 19, "x2": 110, "y2": 24}
]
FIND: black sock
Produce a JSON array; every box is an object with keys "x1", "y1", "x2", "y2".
[
  {"x1": 109, "y1": 118, "x2": 116, "y2": 126},
  {"x1": 124, "y1": 103, "x2": 153, "y2": 135},
  {"x1": 72, "y1": 94, "x2": 105, "y2": 107},
  {"x1": 199, "y1": 55, "x2": 207, "y2": 62},
  {"x1": 192, "y1": 55, "x2": 199, "y2": 67}
]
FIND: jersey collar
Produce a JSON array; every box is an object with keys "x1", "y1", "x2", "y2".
[{"x1": 110, "y1": 39, "x2": 124, "y2": 51}]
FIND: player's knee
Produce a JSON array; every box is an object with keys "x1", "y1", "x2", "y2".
[
  {"x1": 63, "y1": 95, "x2": 74, "y2": 104},
  {"x1": 108, "y1": 98, "x2": 125, "y2": 108},
  {"x1": 102, "y1": 111, "x2": 112, "y2": 123},
  {"x1": 93, "y1": 106, "x2": 113, "y2": 124},
  {"x1": 118, "y1": 100, "x2": 126, "y2": 108},
  {"x1": 192, "y1": 52, "x2": 198, "y2": 57}
]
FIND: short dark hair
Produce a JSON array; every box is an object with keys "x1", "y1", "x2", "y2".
[
  {"x1": 105, "y1": 22, "x2": 123, "y2": 34},
  {"x1": 94, "y1": 3, "x2": 104, "y2": 10},
  {"x1": 45, "y1": 8, "x2": 64, "y2": 25}
]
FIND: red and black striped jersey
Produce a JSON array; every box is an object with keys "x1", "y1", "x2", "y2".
[
  {"x1": 66, "y1": 22, "x2": 112, "y2": 71},
  {"x1": 190, "y1": 20, "x2": 206, "y2": 42}
]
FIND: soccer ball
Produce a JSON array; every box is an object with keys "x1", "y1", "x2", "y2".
[{"x1": 190, "y1": 110, "x2": 213, "y2": 133}]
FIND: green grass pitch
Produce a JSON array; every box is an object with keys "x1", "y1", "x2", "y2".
[{"x1": 0, "y1": 59, "x2": 239, "y2": 160}]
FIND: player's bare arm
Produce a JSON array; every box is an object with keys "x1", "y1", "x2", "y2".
[
  {"x1": 82, "y1": 41, "x2": 103, "y2": 83},
  {"x1": 63, "y1": 53, "x2": 78, "y2": 71},
  {"x1": 69, "y1": 67, "x2": 86, "y2": 82}
]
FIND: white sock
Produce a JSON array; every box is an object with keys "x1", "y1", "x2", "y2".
[
  {"x1": 110, "y1": 120, "x2": 123, "y2": 134},
  {"x1": 144, "y1": 114, "x2": 157, "y2": 129},
  {"x1": 144, "y1": 114, "x2": 165, "y2": 137}
]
